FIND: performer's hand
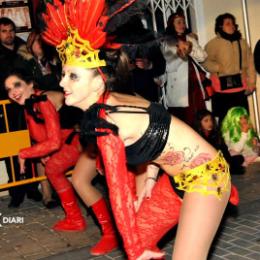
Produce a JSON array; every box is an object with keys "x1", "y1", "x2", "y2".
[
  {"x1": 135, "y1": 58, "x2": 152, "y2": 70},
  {"x1": 18, "y1": 156, "x2": 26, "y2": 174},
  {"x1": 135, "y1": 177, "x2": 156, "y2": 212},
  {"x1": 41, "y1": 156, "x2": 50, "y2": 165},
  {"x1": 136, "y1": 249, "x2": 165, "y2": 260},
  {"x1": 244, "y1": 87, "x2": 255, "y2": 96},
  {"x1": 177, "y1": 40, "x2": 192, "y2": 59}
]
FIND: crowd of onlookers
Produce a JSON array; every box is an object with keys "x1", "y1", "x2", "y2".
[
  {"x1": 0, "y1": 7, "x2": 260, "y2": 259},
  {"x1": 0, "y1": 10, "x2": 259, "y2": 210}
]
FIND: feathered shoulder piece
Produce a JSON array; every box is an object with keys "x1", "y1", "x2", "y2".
[{"x1": 41, "y1": 0, "x2": 146, "y2": 69}]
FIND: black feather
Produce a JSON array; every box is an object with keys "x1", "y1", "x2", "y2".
[
  {"x1": 24, "y1": 94, "x2": 47, "y2": 123},
  {"x1": 104, "y1": 0, "x2": 147, "y2": 33},
  {"x1": 80, "y1": 103, "x2": 119, "y2": 149}
]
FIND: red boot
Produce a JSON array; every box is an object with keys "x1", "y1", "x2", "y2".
[
  {"x1": 229, "y1": 184, "x2": 239, "y2": 206},
  {"x1": 90, "y1": 198, "x2": 118, "y2": 255},
  {"x1": 53, "y1": 187, "x2": 86, "y2": 232}
]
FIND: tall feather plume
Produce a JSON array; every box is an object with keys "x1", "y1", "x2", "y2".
[
  {"x1": 42, "y1": 0, "x2": 148, "y2": 51},
  {"x1": 42, "y1": 0, "x2": 108, "y2": 49},
  {"x1": 42, "y1": 0, "x2": 68, "y2": 46},
  {"x1": 77, "y1": 0, "x2": 107, "y2": 49}
]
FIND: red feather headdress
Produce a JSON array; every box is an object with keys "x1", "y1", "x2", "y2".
[{"x1": 41, "y1": 0, "x2": 145, "y2": 69}]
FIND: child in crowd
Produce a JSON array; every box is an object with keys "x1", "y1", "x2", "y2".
[
  {"x1": 221, "y1": 106, "x2": 259, "y2": 167},
  {"x1": 195, "y1": 109, "x2": 246, "y2": 174}
]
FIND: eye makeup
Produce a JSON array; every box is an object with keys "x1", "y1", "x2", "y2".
[
  {"x1": 14, "y1": 81, "x2": 22, "y2": 88},
  {"x1": 70, "y1": 72, "x2": 79, "y2": 81}
]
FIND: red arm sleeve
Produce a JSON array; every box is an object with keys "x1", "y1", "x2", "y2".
[
  {"x1": 19, "y1": 99, "x2": 62, "y2": 159},
  {"x1": 98, "y1": 133, "x2": 144, "y2": 260}
]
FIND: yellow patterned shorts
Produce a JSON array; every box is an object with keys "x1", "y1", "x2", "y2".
[{"x1": 173, "y1": 151, "x2": 231, "y2": 199}]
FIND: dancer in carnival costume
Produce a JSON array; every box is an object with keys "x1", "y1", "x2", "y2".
[
  {"x1": 41, "y1": 1, "x2": 239, "y2": 259},
  {"x1": 3, "y1": 68, "x2": 86, "y2": 231}
]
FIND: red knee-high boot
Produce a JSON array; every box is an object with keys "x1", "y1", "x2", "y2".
[
  {"x1": 90, "y1": 198, "x2": 118, "y2": 255},
  {"x1": 53, "y1": 187, "x2": 86, "y2": 231}
]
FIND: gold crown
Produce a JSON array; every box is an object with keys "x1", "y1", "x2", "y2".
[{"x1": 57, "y1": 28, "x2": 106, "y2": 69}]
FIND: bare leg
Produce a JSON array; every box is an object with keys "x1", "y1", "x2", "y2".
[
  {"x1": 37, "y1": 162, "x2": 52, "y2": 203},
  {"x1": 72, "y1": 152, "x2": 118, "y2": 255},
  {"x1": 172, "y1": 185, "x2": 230, "y2": 260},
  {"x1": 72, "y1": 152, "x2": 102, "y2": 206}
]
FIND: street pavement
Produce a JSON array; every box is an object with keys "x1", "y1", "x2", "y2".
[{"x1": 0, "y1": 162, "x2": 260, "y2": 260}]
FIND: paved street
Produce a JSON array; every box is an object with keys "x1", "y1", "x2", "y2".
[{"x1": 0, "y1": 162, "x2": 260, "y2": 260}]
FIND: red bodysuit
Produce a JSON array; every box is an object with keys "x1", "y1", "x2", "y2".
[
  {"x1": 19, "y1": 93, "x2": 80, "y2": 194},
  {"x1": 18, "y1": 92, "x2": 86, "y2": 232}
]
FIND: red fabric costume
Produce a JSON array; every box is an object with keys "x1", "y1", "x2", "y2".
[
  {"x1": 19, "y1": 92, "x2": 86, "y2": 231},
  {"x1": 96, "y1": 97, "x2": 239, "y2": 259},
  {"x1": 40, "y1": 0, "x2": 239, "y2": 257},
  {"x1": 96, "y1": 100, "x2": 181, "y2": 259}
]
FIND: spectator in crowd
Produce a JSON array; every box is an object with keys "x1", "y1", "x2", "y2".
[
  {"x1": 202, "y1": 13, "x2": 256, "y2": 123},
  {"x1": 0, "y1": 17, "x2": 42, "y2": 208},
  {"x1": 160, "y1": 11, "x2": 207, "y2": 126},
  {"x1": 221, "y1": 106, "x2": 259, "y2": 167},
  {"x1": 18, "y1": 30, "x2": 62, "y2": 91},
  {"x1": 194, "y1": 109, "x2": 245, "y2": 175},
  {"x1": 0, "y1": 17, "x2": 30, "y2": 98}
]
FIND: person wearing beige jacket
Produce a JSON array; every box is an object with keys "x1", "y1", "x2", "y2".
[{"x1": 202, "y1": 13, "x2": 256, "y2": 122}]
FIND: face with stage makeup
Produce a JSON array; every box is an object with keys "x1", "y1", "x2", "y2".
[
  {"x1": 60, "y1": 65, "x2": 105, "y2": 110},
  {"x1": 4, "y1": 74, "x2": 34, "y2": 105}
]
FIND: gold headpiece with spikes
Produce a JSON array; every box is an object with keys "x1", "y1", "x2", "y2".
[{"x1": 57, "y1": 28, "x2": 106, "y2": 68}]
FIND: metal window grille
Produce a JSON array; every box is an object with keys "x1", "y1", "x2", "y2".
[{"x1": 145, "y1": 0, "x2": 194, "y2": 31}]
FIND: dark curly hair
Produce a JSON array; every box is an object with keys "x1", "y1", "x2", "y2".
[
  {"x1": 165, "y1": 11, "x2": 190, "y2": 37},
  {"x1": 215, "y1": 13, "x2": 238, "y2": 34},
  {"x1": 3, "y1": 67, "x2": 34, "y2": 88},
  {"x1": 0, "y1": 17, "x2": 16, "y2": 31}
]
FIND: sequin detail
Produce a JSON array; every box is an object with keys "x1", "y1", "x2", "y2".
[{"x1": 173, "y1": 151, "x2": 231, "y2": 199}]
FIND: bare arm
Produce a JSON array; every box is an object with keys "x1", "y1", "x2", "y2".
[{"x1": 135, "y1": 163, "x2": 160, "y2": 211}]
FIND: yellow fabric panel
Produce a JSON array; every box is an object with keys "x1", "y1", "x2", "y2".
[{"x1": 0, "y1": 130, "x2": 31, "y2": 158}]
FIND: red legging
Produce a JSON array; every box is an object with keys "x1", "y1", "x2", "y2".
[
  {"x1": 45, "y1": 137, "x2": 80, "y2": 193},
  {"x1": 137, "y1": 174, "x2": 182, "y2": 250}
]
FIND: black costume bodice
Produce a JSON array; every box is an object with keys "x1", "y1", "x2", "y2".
[
  {"x1": 80, "y1": 102, "x2": 171, "y2": 165},
  {"x1": 124, "y1": 103, "x2": 171, "y2": 165}
]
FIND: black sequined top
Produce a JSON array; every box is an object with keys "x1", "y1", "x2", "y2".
[
  {"x1": 121, "y1": 103, "x2": 171, "y2": 165},
  {"x1": 80, "y1": 102, "x2": 171, "y2": 165}
]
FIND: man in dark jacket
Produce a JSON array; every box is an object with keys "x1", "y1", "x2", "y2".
[{"x1": 0, "y1": 17, "x2": 31, "y2": 99}]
